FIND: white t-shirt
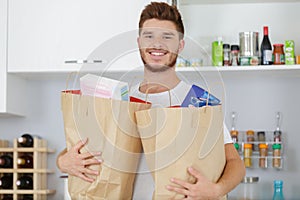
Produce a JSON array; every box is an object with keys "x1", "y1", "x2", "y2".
[{"x1": 130, "y1": 81, "x2": 232, "y2": 199}]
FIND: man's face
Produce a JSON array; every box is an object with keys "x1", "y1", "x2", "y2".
[{"x1": 138, "y1": 19, "x2": 184, "y2": 72}]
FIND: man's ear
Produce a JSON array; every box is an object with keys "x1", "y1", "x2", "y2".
[{"x1": 178, "y1": 39, "x2": 185, "y2": 53}]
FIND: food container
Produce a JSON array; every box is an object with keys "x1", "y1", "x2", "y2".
[{"x1": 239, "y1": 32, "x2": 259, "y2": 57}]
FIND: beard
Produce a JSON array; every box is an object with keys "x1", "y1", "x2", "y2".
[{"x1": 140, "y1": 49, "x2": 178, "y2": 73}]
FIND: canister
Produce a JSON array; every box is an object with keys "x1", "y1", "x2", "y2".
[{"x1": 239, "y1": 32, "x2": 259, "y2": 57}]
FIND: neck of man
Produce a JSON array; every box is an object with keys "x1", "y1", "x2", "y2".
[{"x1": 140, "y1": 67, "x2": 180, "y2": 94}]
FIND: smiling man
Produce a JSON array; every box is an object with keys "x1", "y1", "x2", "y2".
[{"x1": 57, "y1": 2, "x2": 245, "y2": 199}]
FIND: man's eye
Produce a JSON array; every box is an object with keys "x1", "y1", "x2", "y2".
[
  {"x1": 144, "y1": 35, "x2": 153, "y2": 39},
  {"x1": 163, "y1": 36, "x2": 172, "y2": 39}
]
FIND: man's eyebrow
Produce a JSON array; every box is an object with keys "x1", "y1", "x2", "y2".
[
  {"x1": 163, "y1": 32, "x2": 175, "y2": 36},
  {"x1": 142, "y1": 31, "x2": 153, "y2": 35}
]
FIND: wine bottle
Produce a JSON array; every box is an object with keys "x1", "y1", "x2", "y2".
[
  {"x1": 17, "y1": 154, "x2": 33, "y2": 169},
  {"x1": 0, "y1": 173, "x2": 13, "y2": 189},
  {"x1": 16, "y1": 175, "x2": 33, "y2": 190},
  {"x1": 1, "y1": 194, "x2": 13, "y2": 200},
  {"x1": 260, "y1": 26, "x2": 273, "y2": 65},
  {"x1": 0, "y1": 154, "x2": 13, "y2": 168},
  {"x1": 17, "y1": 134, "x2": 34, "y2": 147},
  {"x1": 20, "y1": 194, "x2": 33, "y2": 200}
]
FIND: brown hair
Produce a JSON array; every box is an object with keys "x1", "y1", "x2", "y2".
[{"x1": 139, "y1": 2, "x2": 184, "y2": 39}]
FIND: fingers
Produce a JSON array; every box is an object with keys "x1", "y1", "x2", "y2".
[
  {"x1": 166, "y1": 184, "x2": 190, "y2": 197},
  {"x1": 170, "y1": 178, "x2": 191, "y2": 190},
  {"x1": 73, "y1": 138, "x2": 88, "y2": 152},
  {"x1": 187, "y1": 167, "x2": 203, "y2": 180},
  {"x1": 80, "y1": 151, "x2": 102, "y2": 160}
]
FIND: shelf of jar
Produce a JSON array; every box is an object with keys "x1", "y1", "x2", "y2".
[
  {"x1": 179, "y1": 0, "x2": 300, "y2": 5},
  {"x1": 240, "y1": 156, "x2": 283, "y2": 169},
  {"x1": 7, "y1": 64, "x2": 300, "y2": 80}
]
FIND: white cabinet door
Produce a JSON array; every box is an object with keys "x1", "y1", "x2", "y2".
[
  {"x1": 7, "y1": 0, "x2": 157, "y2": 72},
  {"x1": 0, "y1": 0, "x2": 27, "y2": 116},
  {"x1": 0, "y1": 0, "x2": 8, "y2": 114}
]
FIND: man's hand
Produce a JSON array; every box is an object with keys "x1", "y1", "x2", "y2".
[
  {"x1": 57, "y1": 138, "x2": 102, "y2": 183},
  {"x1": 166, "y1": 167, "x2": 222, "y2": 200}
]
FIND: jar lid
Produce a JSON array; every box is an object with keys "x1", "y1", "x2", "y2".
[
  {"x1": 234, "y1": 143, "x2": 240, "y2": 150},
  {"x1": 242, "y1": 176, "x2": 259, "y2": 183},
  {"x1": 274, "y1": 130, "x2": 282, "y2": 135},
  {"x1": 273, "y1": 44, "x2": 284, "y2": 47},
  {"x1": 257, "y1": 131, "x2": 265, "y2": 135},
  {"x1": 231, "y1": 45, "x2": 239, "y2": 51},
  {"x1": 272, "y1": 144, "x2": 282, "y2": 149},
  {"x1": 244, "y1": 143, "x2": 253, "y2": 149},
  {"x1": 246, "y1": 130, "x2": 255, "y2": 135},
  {"x1": 223, "y1": 44, "x2": 230, "y2": 49},
  {"x1": 259, "y1": 143, "x2": 268, "y2": 149},
  {"x1": 230, "y1": 130, "x2": 239, "y2": 136}
]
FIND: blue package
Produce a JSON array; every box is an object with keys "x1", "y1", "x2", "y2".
[{"x1": 181, "y1": 85, "x2": 221, "y2": 107}]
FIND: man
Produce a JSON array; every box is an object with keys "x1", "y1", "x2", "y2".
[{"x1": 57, "y1": 2, "x2": 245, "y2": 199}]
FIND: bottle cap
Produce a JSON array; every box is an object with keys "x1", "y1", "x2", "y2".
[
  {"x1": 230, "y1": 130, "x2": 239, "y2": 136},
  {"x1": 246, "y1": 130, "x2": 255, "y2": 135},
  {"x1": 257, "y1": 131, "x2": 265, "y2": 135},
  {"x1": 272, "y1": 144, "x2": 281, "y2": 149},
  {"x1": 274, "y1": 180, "x2": 283, "y2": 186},
  {"x1": 234, "y1": 143, "x2": 240, "y2": 150},
  {"x1": 223, "y1": 44, "x2": 230, "y2": 49},
  {"x1": 231, "y1": 45, "x2": 239, "y2": 51},
  {"x1": 263, "y1": 26, "x2": 269, "y2": 35},
  {"x1": 244, "y1": 143, "x2": 252, "y2": 149},
  {"x1": 259, "y1": 143, "x2": 268, "y2": 149}
]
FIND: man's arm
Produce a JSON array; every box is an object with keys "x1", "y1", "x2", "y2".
[
  {"x1": 56, "y1": 138, "x2": 102, "y2": 183},
  {"x1": 166, "y1": 143, "x2": 245, "y2": 199}
]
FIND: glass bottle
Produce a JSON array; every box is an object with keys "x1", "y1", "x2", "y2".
[
  {"x1": 246, "y1": 130, "x2": 255, "y2": 150},
  {"x1": 272, "y1": 180, "x2": 284, "y2": 200},
  {"x1": 244, "y1": 143, "x2": 252, "y2": 167},
  {"x1": 273, "y1": 44, "x2": 285, "y2": 65},
  {"x1": 0, "y1": 173, "x2": 13, "y2": 189},
  {"x1": 0, "y1": 154, "x2": 13, "y2": 168},
  {"x1": 16, "y1": 174, "x2": 33, "y2": 189},
  {"x1": 223, "y1": 43, "x2": 231, "y2": 66},
  {"x1": 17, "y1": 133, "x2": 34, "y2": 147},
  {"x1": 17, "y1": 153, "x2": 33, "y2": 169},
  {"x1": 259, "y1": 143, "x2": 268, "y2": 168},
  {"x1": 261, "y1": 26, "x2": 273, "y2": 65},
  {"x1": 230, "y1": 45, "x2": 240, "y2": 66},
  {"x1": 272, "y1": 144, "x2": 282, "y2": 168}
]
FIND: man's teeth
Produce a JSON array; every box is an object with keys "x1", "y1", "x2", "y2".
[{"x1": 151, "y1": 52, "x2": 165, "y2": 56}]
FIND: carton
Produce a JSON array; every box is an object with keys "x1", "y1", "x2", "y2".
[{"x1": 285, "y1": 40, "x2": 295, "y2": 65}]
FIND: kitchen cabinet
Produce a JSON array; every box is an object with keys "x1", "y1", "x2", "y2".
[
  {"x1": 7, "y1": 0, "x2": 168, "y2": 73},
  {"x1": 0, "y1": 0, "x2": 27, "y2": 116},
  {"x1": 176, "y1": 0, "x2": 300, "y2": 199}
]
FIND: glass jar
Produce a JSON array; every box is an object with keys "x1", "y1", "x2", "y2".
[
  {"x1": 272, "y1": 144, "x2": 282, "y2": 168},
  {"x1": 244, "y1": 143, "x2": 253, "y2": 168},
  {"x1": 230, "y1": 45, "x2": 240, "y2": 66},
  {"x1": 273, "y1": 44, "x2": 285, "y2": 65},
  {"x1": 230, "y1": 130, "x2": 239, "y2": 151},
  {"x1": 246, "y1": 130, "x2": 255, "y2": 150},
  {"x1": 223, "y1": 44, "x2": 231, "y2": 66},
  {"x1": 259, "y1": 143, "x2": 268, "y2": 168},
  {"x1": 274, "y1": 130, "x2": 282, "y2": 143}
]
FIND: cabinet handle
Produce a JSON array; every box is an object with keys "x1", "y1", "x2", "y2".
[{"x1": 64, "y1": 60, "x2": 105, "y2": 64}]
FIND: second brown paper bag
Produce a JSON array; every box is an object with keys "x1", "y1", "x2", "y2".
[
  {"x1": 61, "y1": 91, "x2": 151, "y2": 200},
  {"x1": 136, "y1": 105, "x2": 226, "y2": 199}
]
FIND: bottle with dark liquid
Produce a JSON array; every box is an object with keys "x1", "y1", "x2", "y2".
[
  {"x1": 17, "y1": 134, "x2": 34, "y2": 147},
  {"x1": 17, "y1": 154, "x2": 33, "y2": 169},
  {"x1": 16, "y1": 175, "x2": 33, "y2": 190},
  {"x1": 0, "y1": 173, "x2": 13, "y2": 189},
  {"x1": 260, "y1": 26, "x2": 273, "y2": 65},
  {"x1": 0, "y1": 154, "x2": 13, "y2": 168},
  {"x1": 1, "y1": 194, "x2": 13, "y2": 200}
]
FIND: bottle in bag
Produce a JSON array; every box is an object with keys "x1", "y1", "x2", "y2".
[
  {"x1": 0, "y1": 154, "x2": 13, "y2": 168},
  {"x1": 261, "y1": 26, "x2": 273, "y2": 65}
]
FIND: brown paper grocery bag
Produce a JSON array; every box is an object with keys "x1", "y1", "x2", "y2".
[
  {"x1": 61, "y1": 90, "x2": 151, "y2": 200},
  {"x1": 136, "y1": 105, "x2": 226, "y2": 200}
]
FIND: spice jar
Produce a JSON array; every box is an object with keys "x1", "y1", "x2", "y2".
[
  {"x1": 223, "y1": 44, "x2": 231, "y2": 66},
  {"x1": 259, "y1": 143, "x2": 268, "y2": 168},
  {"x1": 230, "y1": 45, "x2": 240, "y2": 66},
  {"x1": 274, "y1": 130, "x2": 282, "y2": 143},
  {"x1": 246, "y1": 130, "x2": 255, "y2": 150},
  {"x1": 244, "y1": 144, "x2": 253, "y2": 168},
  {"x1": 257, "y1": 131, "x2": 266, "y2": 142},
  {"x1": 230, "y1": 130, "x2": 239, "y2": 151},
  {"x1": 273, "y1": 44, "x2": 285, "y2": 65},
  {"x1": 272, "y1": 144, "x2": 282, "y2": 168}
]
